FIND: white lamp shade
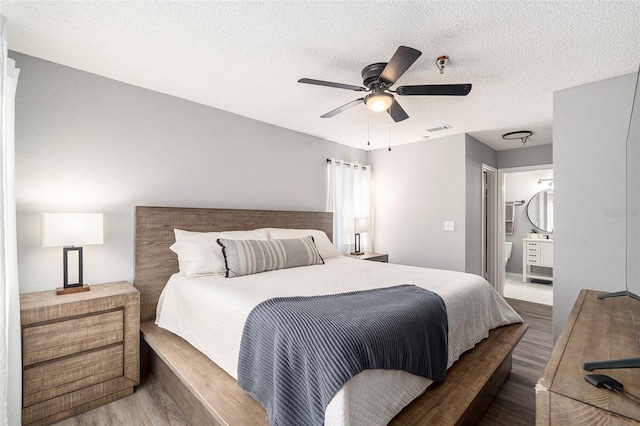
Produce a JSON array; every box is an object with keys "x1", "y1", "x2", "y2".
[
  {"x1": 345, "y1": 217, "x2": 370, "y2": 234},
  {"x1": 42, "y1": 213, "x2": 104, "y2": 247},
  {"x1": 355, "y1": 217, "x2": 370, "y2": 233}
]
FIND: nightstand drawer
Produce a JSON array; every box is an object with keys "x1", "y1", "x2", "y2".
[
  {"x1": 22, "y1": 309, "x2": 124, "y2": 366},
  {"x1": 23, "y1": 344, "x2": 123, "y2": 407},
  {"x1": 364, "y1": 254, "x2": 388, "y2": 262}
]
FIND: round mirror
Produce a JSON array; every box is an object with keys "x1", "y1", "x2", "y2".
[{"x1": 527, "y1": 189, "x2": 554, "y2": 232}]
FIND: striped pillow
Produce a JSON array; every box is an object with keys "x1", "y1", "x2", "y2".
[{"x1": 217, "y1": 236, "x2": 324, "y2": 278}]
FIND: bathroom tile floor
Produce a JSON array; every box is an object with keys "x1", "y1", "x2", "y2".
[{"x1": 504, "y1": 272, "x2": 553, "y2": 306}]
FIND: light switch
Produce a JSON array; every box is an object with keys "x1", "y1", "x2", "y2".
[{"x1": 444, "y1": 221, "x2": 455, "y2": 231}]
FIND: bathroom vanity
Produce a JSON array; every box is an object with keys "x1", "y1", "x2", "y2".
[{"x1": 523, "y1": 238, "x2": 553, "y2": 283}]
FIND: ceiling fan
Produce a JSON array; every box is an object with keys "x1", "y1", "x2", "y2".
[{"x1": 298, "y1": 46, "x2": 472, "y2": 122}]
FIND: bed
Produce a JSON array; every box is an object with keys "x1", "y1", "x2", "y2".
[{"x1": 134, "y1": 206, "x2": 528, "y2": 425}]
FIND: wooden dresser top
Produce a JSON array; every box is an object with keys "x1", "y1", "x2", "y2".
[
  {"x1": 538, "y1": 289, "x2": 640, "y2": 421},
  {"x1": 20, "y1": 281, "x2": 138, "y2": 326}
]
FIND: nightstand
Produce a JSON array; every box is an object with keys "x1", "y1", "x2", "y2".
[
  {"x1": 348, "y1": 252, "x2": 389, "y2": 262},
  {"x1": 20, "y1": 281, "x2": 139, "y2": 425}
]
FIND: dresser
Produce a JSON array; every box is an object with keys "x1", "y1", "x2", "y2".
[
  {"x1": 20, "y1": 281, "x2": 139, "y2": 425},
  {"x1": 537, "y1": 289, "x2": 640, "y2": 424},
  {"x1": 522, "y1": 238, "x2": 553, "y2": 282}
]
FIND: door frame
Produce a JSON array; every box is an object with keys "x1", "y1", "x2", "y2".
[{"x1": 482, "y1": 164, "x2": 498, "y2": 289}]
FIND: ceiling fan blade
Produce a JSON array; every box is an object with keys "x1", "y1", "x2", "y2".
[
  {"x1": 396, "y1": 84, "x2": 472, "y2": 96},
  {"x1": 379, "y1": 46, "x2": 422, "y2": 86},
  {"x1": 387, "y1": 99, "x2": 409, "y2": 122},
  {"x1": 321, "y1": 98, "x2": 365, "y2": 118},
  {"x1": 298, "y1": 78, "x2": 367, "y2": 92}
]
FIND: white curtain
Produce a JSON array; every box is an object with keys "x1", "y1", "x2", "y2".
[
  {"x1": 1, "y1": 15, "x2": 21, "y2": 426},
  {"x1": 327, "y1": 158, "x2": 372, "y2": 254}
]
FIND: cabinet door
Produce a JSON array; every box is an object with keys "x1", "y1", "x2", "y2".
[{"x1": 539, "y1": 242, "x2": 553, "y2": 267}]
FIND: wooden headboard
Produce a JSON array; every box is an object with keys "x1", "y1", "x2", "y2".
[{"x1": 134, "y1": 206, "x2": 333, "y2": 322}]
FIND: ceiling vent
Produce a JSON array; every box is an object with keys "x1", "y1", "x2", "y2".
[{"x1": 426, "y1": 124, "x2": 452, "y2": 133}]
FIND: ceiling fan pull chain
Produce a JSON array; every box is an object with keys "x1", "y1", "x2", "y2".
[
  {"x1": 367, "y1": 109, "x2": 371, "y2": 146},
  {"x1": 388, "y1": 120, "x2": 392, "y2": 152}
]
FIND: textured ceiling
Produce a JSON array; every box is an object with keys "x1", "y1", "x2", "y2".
[{"x1": 3, "y1": 1, "x2": 640, "y2": 151}]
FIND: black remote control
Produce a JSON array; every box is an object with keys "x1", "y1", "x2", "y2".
[{"x1": 584, "y1": 374, "x2": 624, "y2": 391}]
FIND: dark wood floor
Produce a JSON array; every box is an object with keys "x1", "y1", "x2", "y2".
[
  {"x1": 479, "y1": 298, "x2": 554, "y2": 425},
  {"x1": 55, "y1": 298, "x2": 552, "y2": 426}
]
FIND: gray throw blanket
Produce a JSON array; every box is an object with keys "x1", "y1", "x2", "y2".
[{"x1": 237, "y1": 285, "x2": 448, "y2": 426}]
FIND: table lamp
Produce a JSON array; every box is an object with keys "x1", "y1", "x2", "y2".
[
  {"x1": 351, "y1": 217, "x2": 370, "y2": 256},
  {"x1": 41, "y1": 213, "x2": 103, "y2": 295}
]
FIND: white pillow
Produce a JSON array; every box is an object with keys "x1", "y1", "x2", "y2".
[
  {"x1": 266, "y1": 228, "x2": 342, "y2": 259},
  {"x1": 170, "y1": 229, "x2": 269, "y2": 278}
]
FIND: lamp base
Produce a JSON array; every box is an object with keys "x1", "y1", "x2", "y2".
[
  {"x1": 57, "y1": 285, "x2": 90, "y2": 296},
  {"x1": 350, "y1": 251, "x2": 365, "y2": 256}
]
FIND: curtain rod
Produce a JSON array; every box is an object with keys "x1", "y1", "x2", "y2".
[{"x1": 326, "y1": 158, "x2": 367, "y2": 170}]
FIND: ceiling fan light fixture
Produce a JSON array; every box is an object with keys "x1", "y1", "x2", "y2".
[
  {"x1": 298, "y1": 45, "x2": 471, "y2": 123},
  {"x1": 365, "y1": 92, "x2": 393, "y2": 112}
]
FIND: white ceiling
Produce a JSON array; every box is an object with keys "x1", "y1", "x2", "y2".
[{"x1": 3, "y1": 1, "x2": 640, "y2": 151}]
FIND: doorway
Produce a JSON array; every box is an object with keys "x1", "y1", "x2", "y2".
[{"x1": 497, "y1": 165, "x2": 553, "y2": 305}]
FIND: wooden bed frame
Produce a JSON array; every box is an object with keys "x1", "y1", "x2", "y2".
[{"x1": 134, "y1": 206, "x2": 528, "y2": 425}]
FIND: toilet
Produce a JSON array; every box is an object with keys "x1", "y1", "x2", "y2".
[{"x1": 505, "y1": 242, "x2": 513, "y2": 266}]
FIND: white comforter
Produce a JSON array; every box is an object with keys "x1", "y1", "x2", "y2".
[{"x1": 156, "y1": 256, "x2": 522, "y2": 425}]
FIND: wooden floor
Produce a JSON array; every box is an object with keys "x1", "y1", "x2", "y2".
[
  {"x1": 54, "y1": 298, "x2": 552, "y2": 426},
  {"x1": 479, "y1": 298, "x2": 554, "y2": 426}
]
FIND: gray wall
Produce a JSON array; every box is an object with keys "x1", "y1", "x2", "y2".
[
  {"x1": 465, "y1": 134, "x2": 497, "y2": 276},
  {"x1": 497, "y1": 144, "x2": 553, "y2": 169},
  {"x1": 11, "y1": 52, "x2": 367, "y2": 293},
  {"x1": 369, "y1": 133, "x2": 497, "y2": 276},
  {"x1": 553, "y1": 72, "x2": 636, "y2": 339},
  {"x1": 369, "y1": 135, "x2": 466, "y2": 271}
]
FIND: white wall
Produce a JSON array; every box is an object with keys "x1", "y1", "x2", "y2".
[
  {"x1": 369, "y1": 134, "x2": 499, "y2": 276},
  {"x1": 369, "y1": 134, "x2": 466, "y2": 271},
  {"x1": 12, "y1": 52, "x2": 367, "y2": 293},
  {"x1": 553, "y1": 72, "x2": 637, "y2": 339}
]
